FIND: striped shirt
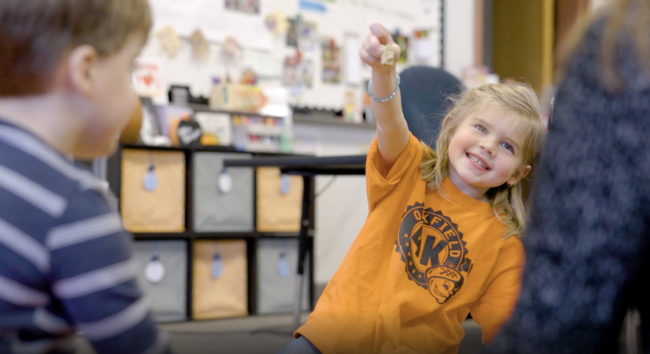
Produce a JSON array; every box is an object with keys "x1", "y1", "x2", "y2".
[{"x1": 0, "y1": 120, "x2": 171, "y2": 354}]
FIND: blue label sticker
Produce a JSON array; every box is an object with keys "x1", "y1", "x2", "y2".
[
  {"x1": 211, "y1": 254, "x2": 223, "y2": 278},
  {"x1": 144, "y1": 166, "x2": 158, "y2": 192},
  {"x1": 280, "y1": 174, "x2": 291, "y2": 195},
  {"x1": 299, "y1": 0, "x2": 327, "y2": 13},
  {"x1": 277, "y1": 252, "x2": 290, "y2": 278}
]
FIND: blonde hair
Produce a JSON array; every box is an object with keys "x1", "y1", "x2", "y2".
[
  {"x1": 420, "y1": 82, "x2": 546, "y2": 239},
  {"x1": 0, "y1": 0, "x2": 152, "y2": 97},
  {"x1": 556, "y1": 0, "x2": 650, "y2": 92}
]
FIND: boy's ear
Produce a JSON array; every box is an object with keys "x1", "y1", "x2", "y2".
[
  {"x1": 509, "y1": 164, "x2": 532, "y2": 186},
  {"x1": 67, "y1": 45, "x2": 98, "y2": 99}
]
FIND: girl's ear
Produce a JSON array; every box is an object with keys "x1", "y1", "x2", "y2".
[
  {"x1": 508, "y1": 165, "x2": 532, "y2": 186},
  {"x1": 442, "y1": 116, "x2": 456, "y2": 139},
  {"x1": 442, "y1": 115, "x2": 452, "y2": 128}
]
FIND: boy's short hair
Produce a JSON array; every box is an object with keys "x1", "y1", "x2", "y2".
[{"x1": 0, "y1": 0, "x2": 152, "y2": 97}]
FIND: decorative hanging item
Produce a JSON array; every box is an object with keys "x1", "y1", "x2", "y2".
[
  {"x1": 219, "y1": 36, "x2": 243, "y2": 81},
  {"x1": 277, "y1": 251, "x2": 290, "y2": 278},
  {"x1": 145, "y1": 243, "x2": 165, "y2": 284},
  {"x1": 218, "y1": 169, "x2": 233, "y2": 194},
  {"x1": 265, "y1": 11, "x2": 289, "y2": 36},
  {"x1": 143, "y1": 153, "x2": 158, "y2": 192},
  {"x1": 189, "y1": 29, "x2": 210, "y2": 62},
  {"x1": 280, "y1": 174, "x2": 291, "y2": 195},
  {"x1": 211, "y1": 253, "x2": 223, "y2": 278},
  {"x1": 154, "y1": 25, "x2": 183, "y2": 59},
  {"x1": 221, "y1": 36, "x2": 242, "y2": 61}
]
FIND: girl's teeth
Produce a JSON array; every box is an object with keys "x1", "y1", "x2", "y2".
[{"x1": 470, "y1": 155, "x2": 487, "y2": 169}]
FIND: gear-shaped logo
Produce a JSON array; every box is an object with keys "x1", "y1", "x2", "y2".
[{"x1": 395, "y1": 203, "x2": 473, "y2": 304}]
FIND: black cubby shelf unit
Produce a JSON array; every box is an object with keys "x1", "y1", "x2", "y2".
[{"x1": 106, "y1": 143, "x2": 316, "y2": 321}]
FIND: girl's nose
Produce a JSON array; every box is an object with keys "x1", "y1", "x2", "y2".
[{"x1": 478, "y1": 137, "x2": 496, "y2": 156}]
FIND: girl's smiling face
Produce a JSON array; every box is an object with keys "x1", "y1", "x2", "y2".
[{"x1": 446, "y1": 104, "x2": 532, "y2": 201}]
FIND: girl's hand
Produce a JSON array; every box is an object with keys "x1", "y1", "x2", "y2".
[{"x1": 359, "y1": 23, "x2": 401, "y2": 75}]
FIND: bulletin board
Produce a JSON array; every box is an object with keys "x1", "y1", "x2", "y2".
[{"x1": 145, "y1": 0, "x2": 442, "y2": 110}]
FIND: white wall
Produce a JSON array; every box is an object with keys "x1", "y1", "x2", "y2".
[
  {"x1": 444, "y1": 0, "x2": 476, "y2": 79},
  {"x1": 293, "y1": 123, "x2": 376, "y2": 284},
  {"x1": 144, "y1": 0, "x2": 442, "y2": 110}
]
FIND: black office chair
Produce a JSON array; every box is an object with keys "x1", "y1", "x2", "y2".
[{"x1": 399, "y1": 66, "x2": 464, "y2": 147}]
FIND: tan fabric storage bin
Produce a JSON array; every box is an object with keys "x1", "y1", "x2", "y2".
[
  {"x1": 256, "y1": 167, "x2": 303, "y2": 232},
  {"x1": 192, "y1": 239, "x2": 248, "y2": 319},
  {"x1": 121, "y1": 149, "x2": 185, "y2": 232}
]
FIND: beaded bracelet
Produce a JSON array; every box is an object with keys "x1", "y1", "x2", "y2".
[{"x1": 367, "y1": 74, "x2": 401, "y2": 103}]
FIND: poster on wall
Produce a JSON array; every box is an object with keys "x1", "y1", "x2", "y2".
[
  {"x1": 412, "y1": 29, "x2": 433, "y2": 62},
  {"x1": 286, "y1": 18, "x2": 298, "y2": 47},
  {"x1": 298, "y1": 21, "x2": 319, "y2": 52},
  {"x1": 283, "y1": 53, "x2": 314, "y2": 91},
  {"x1": 150, "y1": 0, "x2": 272, "y2": 51},
  {"x1": 225, "y1": 0, "x2": 260, "y2": 14},
  {"x1": 343, "y1": 34, "x2": 361, "y2": 86},
  {"x1": 321, "y1": 38, "x2": 340, "y2": 84}
]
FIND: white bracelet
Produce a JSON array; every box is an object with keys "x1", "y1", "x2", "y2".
[{"x1": 367, "y1": 74, "x2": 400, "y2": 103}]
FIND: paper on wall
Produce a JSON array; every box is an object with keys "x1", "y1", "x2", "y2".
[
  {"x1": 321, "y1": 37, "x2": 341, "y2": 84},
  {"x1": 131, "y1": 58, "x2": 166, "y2": 102},
  {"x1": 243, "y1": 51, "x2": 283, "y2": 80},
  {"x1": 343, "y1": 34, "x2": 361, "y2": 86}
]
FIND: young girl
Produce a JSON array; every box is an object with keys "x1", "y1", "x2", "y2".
[{"x1": 280, "y1": 23, "x2": 546, "y2": 354}]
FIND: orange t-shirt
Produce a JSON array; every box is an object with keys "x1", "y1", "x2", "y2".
[{"x1": 296, "y1": 133, "x2": 524, "y2": 354}]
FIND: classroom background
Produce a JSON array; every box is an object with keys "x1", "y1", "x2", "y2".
[{"x1": 79, "y1": 0, "x2": 605, "y2": 353}]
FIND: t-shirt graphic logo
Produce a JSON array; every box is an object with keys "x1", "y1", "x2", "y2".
[{"x1": 395, "y1": 203, "x2": 473, "y2": 304}]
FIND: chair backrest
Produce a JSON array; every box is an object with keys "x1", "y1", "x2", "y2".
[{"x1": 399, "y1": 66, "x2": 463, "y2": 147}]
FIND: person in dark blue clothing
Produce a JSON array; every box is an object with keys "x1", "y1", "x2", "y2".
[
  {"x1": 486, "y1": 1, "x2": 650, "y2": 353},
  {"x1": 0, "y1": 1, "x2": 172, "y2": 353}
]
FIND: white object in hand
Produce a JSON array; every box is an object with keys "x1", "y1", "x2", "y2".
[{"x1": 380, "y1": 45, "x2": 396, "y2": 65}]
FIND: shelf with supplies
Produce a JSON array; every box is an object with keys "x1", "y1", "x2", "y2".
[
  {"x1": 141, "y1": 98, "x2": 292, "y2": 154},
  {"x1": 106, "y1": 143, "x2": 315, "y2": 322},
  {"x1": 180, "y1": 103, "x2": 289, "y2": 120}
]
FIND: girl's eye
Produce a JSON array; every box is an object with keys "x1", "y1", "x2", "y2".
[
  {"x1": 474, "y1": 124, "x2": 487, "y2": 133},
  {"x1": 501, "y1": 142, "x2": 514, "y2": 153}
]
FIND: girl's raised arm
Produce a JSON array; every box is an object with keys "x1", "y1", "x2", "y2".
[{"x1": 360, "y1": 23, "x2": 410, "y2": 165}]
